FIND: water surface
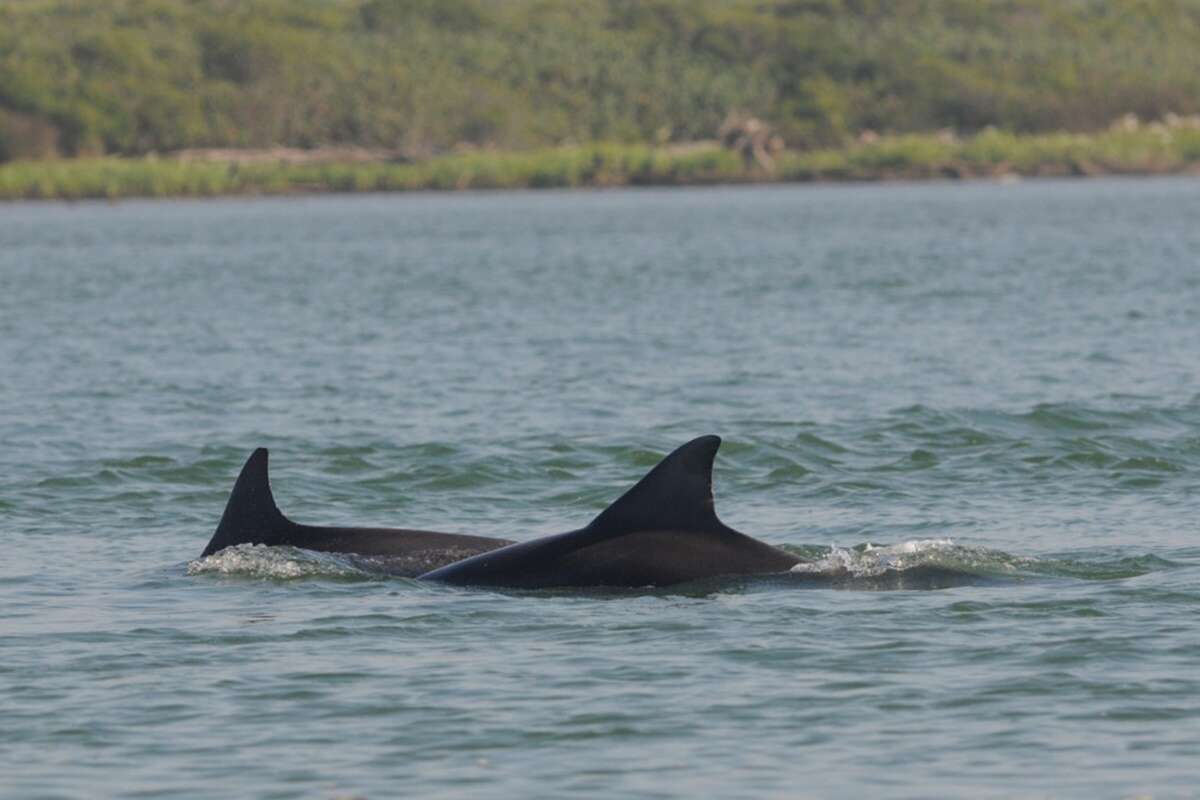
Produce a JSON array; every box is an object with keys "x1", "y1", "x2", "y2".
[{"x1": 2, "y1": 178, "x2": 1199, "y2": 797}]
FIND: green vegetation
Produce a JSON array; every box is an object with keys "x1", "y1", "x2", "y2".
[
  {"x1": 4, "y1": 0, "x2": 1200, "y2": 162},
  {"x1": 781, "y1": 121, "x2": 1200, "y2": 181},
  {"x1": 5, "y1": 125, "x2": 1199, "y2": 201},
  {"x1": 4, "y1": 0, "x2": 1200, "y2": 197}
]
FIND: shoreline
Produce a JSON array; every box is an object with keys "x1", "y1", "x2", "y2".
[{"x1": 3, "y1": 127, "x2": 1199, "y2": 202}]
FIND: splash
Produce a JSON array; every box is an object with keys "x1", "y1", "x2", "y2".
[
  {"x1": 790, "y1": 538, "x2": 1025, "y2": 578},
  {"x1": 787, "y1": 539, "x2": 1178, "y2": 582},
  {"x1": 186, "y1": 544, "x2": 368, "y2": 580}
]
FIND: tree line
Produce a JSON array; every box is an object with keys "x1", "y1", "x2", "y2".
[{"x1": 3, "y1": 0, "x2": 1199, "y2": 162}]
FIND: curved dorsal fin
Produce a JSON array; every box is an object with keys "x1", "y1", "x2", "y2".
[
  {"x1": 587, "y1": 435, "x2": 725, "y2": 535},
  {"x1": 200, "y1": 448, "x2": 291, "y2": 557}
]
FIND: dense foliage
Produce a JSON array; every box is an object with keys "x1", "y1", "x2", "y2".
[{"x1": 2, "y1": 0, "x2": 1200, "y2": 161}]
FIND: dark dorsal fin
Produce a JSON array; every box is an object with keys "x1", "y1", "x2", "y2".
[
  {"x1": 200, "y1": 448, "x2": 291, "y2": 557},
  {"x1": 587, "y1": 435, "x2": 726, "y2": 535}
]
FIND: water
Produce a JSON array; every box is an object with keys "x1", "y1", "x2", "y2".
[{"x1": 2, "y1": 178, "x2": 1199, "y2": 798}]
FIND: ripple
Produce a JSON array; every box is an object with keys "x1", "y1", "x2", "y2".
[{"x1": 7, "y1": 181, "x2": 1200, "y2": 798}]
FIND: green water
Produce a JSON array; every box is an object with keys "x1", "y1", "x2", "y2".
[{"x1": 2, "y1": 179, "x2": 1199, "y2": 798}]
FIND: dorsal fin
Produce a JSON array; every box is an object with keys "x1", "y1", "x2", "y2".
[
  {"x1": 200, "y1": 448, "x2": 291, "y2": 557},
  {"x1": 587, "y1": 435, "x2": 725, "y2": 535}
]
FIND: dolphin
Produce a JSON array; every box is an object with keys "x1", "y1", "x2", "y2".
[
  {"x1": 199, "y1": 448, "x2": 513, "y2": 575},
  {"x1": 419, "y1": 435, "x2": 801, "y2": 589}
]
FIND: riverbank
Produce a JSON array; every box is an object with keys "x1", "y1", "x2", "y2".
[{"x1": 3, "y1": 124, "x2": 1199, "y2": 201}]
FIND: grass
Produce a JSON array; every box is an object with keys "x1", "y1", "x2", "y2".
[
  {"x1": 780, "y1": 125, "x2": 1200, "y2": 182},
  {"x1": 3, "y1": 127, "x2": 1199, "y2": 201}
]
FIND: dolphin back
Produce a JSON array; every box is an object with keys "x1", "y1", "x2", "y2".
[
  {"x1": 420, "y1": 436, "x2": 799, "y2": 588},
  {"x1": 199, "y1": 449, "x2": 514, "y2": 565}
]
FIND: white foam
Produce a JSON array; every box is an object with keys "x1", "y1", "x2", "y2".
[
  {"x1": 789, "y1": 538, "x2": 1002, "y2": 578},
  {"x1": 186, "y1": 543, "x2": 364, "y2": 580}
]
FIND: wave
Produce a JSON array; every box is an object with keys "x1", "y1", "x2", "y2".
[
  {"x1": 187, "y1": 544, "x2": 371, "y2": 581},
  {"x1": 788, "y1": 538, "x2": 1022, "y2": 578},
  {"x1": 188, "y1": 538, "x2": 1177, "y2": 588},
  {"x1": 786, "y1": 538, "x2": 1177, "y2": 582}
]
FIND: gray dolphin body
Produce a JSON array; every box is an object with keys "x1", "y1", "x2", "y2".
[
  {"x1": 420, "y1": 436, "x2": 801, "y2": 589},
  {"x1": 202, "y1": 436, "x2": 801, "y2": 588},
  {"x1": 199, "y1": 449, "x2": 513, "y2": 575}
]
